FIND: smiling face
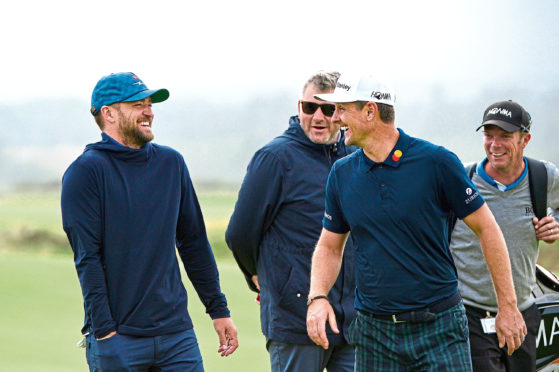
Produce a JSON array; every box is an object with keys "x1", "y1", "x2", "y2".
[
  {"x1": 298, "y1": 84, "x2": 340, "y2": 145},
  {"x1": 331, "y1": 101, "x2": 369, "y2": 148},
  {"x1": 483, "y1": 125, "x2": 530, "y2": 176},
  {"x1": 112, "y1": 97, "x2": 155, "y2": 148}
]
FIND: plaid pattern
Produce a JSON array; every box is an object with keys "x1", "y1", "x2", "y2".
[{"x1": 348, "y1": 302, "x2": 472, "y2": 371}]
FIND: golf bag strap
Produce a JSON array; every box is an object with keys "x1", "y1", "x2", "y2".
[
  {"x1": 448, "y1": 159, "x2": 548, "y2": 239},
  {"x1": 467, "y1": 159, "x2": 547, "y2": 219},
  {"x1": 526, "y1": 157, "x2": 548, "y2": 220}
]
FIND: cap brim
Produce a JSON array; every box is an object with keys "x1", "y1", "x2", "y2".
[
  {"x1": 476, "y1": 120, "x2": 520, "y2": 132},
  {"x1": 124, "y1": 88, "x2": 170, "y2": 104},
  {"x1": 314, "y1": 92, "x2": 357, "y2": 103}
]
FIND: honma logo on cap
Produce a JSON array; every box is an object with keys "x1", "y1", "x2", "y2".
[
  {"x1": 487, "y1": 107, "x2": 512, "y2": 118},
  {"x1": 371, "y1": 91, "x2": 392, "y2": 101}
]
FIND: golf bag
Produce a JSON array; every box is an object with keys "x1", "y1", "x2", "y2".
[{"x1": 534, "y1": 264, "x2": 559, "y2": 371}]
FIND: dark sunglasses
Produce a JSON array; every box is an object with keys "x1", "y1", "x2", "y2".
[{"x1": 300, "y1": 101, "x2": 336, "y2": 117}]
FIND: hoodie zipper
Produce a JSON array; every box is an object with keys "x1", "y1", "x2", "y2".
[{"x1": 325, "y1": 142, "x2": 339, "y2": 166}]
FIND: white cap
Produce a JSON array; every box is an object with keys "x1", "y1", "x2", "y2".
[{"x1": 314, "y1": 73, "x2": 395, "y2": 106}]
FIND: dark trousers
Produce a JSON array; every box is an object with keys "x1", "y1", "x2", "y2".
[
  {"x1": 85, "y1": 329, "x2": 204, "y2": 372},
  {"x1": 465, "y1": 303, "x2": 540, "y2": 372},
  {"x1": 267, "y1": 340, "x2": 355, "y2": 372}
]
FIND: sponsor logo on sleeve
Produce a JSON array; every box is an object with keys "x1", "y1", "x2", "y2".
[
  {"x1": 464, "y1": 187, "x2": 479, "y2": 204},
  {"x1": 324, "y1": 212, "x2": 333, "y2": 221}
]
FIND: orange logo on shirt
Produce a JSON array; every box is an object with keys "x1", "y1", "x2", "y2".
[{"x1": 392, "y1": 149, "x2": 402, "y2": 162}]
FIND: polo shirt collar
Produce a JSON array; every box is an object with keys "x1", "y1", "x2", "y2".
[
  {"x1": 476, "y1": 157, "x2": 528, "y2": 191},
  {"x1": 358, "y1": 128, "x2": 411, "y2": 173}
]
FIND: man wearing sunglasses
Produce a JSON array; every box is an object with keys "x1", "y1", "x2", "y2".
[{"x1": 227, "y1": 71, "x2": 357, "y2": 371}]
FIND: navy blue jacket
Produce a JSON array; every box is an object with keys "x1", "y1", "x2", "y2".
[
  {"x1": 226, "y1": 116, "x2": 356, "y2": 345},
  {"x1": 61, "y1": 133, "x2": 229, "y2": 339}
]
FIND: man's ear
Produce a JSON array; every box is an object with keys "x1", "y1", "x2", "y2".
[
  {"x1": 365, "y1": 102, "x2": 377, "y2": 120},
  {"x1": 522, "y1": 132, "x2": 531, "y2": 148},
  {"x1": 101, "y1": 106, "x2": 116, "y2": 124}
]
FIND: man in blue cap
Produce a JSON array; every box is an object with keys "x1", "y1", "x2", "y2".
[{"x1": 61, "y1": 72, "x2": 238, "y2": 371}]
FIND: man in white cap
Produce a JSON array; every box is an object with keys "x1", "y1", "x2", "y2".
[
  {"x1": 450, "y1": 100, "x2": 559, "y2": 372},
  {"x1": 305, "y1": 73, "x2": 527, "y2": 371}
]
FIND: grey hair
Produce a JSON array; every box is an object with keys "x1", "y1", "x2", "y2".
[{"x1": 302, "y1": 71, "x2": 340, "y2": 94}]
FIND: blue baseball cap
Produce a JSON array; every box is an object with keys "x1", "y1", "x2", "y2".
[{"x1": 90, "y1": 72, "x2": 170, "y2": 115}]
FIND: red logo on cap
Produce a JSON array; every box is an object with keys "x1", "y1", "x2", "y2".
[{"x1": 132, "y1": 75, "x2": 138, "y2": 80}]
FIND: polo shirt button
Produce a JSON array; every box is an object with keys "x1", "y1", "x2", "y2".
[
  {"x1": 297, "y1": 293, "x2": 301, "y2": 297},
  {"x1": 380, "y1": 183, "x2": 386, "y2": 187}
]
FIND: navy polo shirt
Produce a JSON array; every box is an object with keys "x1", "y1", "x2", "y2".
[{"x1": 323, "y1": 129, "x2": 484, "y2": 314}]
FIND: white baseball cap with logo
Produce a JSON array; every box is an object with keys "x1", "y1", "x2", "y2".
[{"x1": 314, "y1": 73, "x2": 395, "y2": 106}]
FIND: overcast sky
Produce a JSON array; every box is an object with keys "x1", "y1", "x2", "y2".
[{"x1": 3, "y1": 0, "x2": 559, "y2": 105}]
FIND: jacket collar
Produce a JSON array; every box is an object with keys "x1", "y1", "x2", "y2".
[{"x1": 283, "y1": 115, "x2": 347, "y2": 154}]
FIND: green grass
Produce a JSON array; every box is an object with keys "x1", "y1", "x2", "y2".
[
  {"x1": 197, "y1": 192, "x2": 237, "y2": 258},
  {"x1": 1, "y1": 190, "x2": 558, "y2": 370},
  {"x1": 0, "y1": 253, "x2": 84, "y2": 371},
  {"x1": 0, "y1": 252, "x2": 269, "y2": 371},
  {"x1": 0, "y1": 190, "x2": 239, "y2": 258},
  {"x1": 0, "y1": 190, "x2": 271, "y2": 371}
]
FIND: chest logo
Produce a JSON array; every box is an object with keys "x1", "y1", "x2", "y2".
[{"x1": 392, "y1": 149, "x2": 402, "y2": 162}]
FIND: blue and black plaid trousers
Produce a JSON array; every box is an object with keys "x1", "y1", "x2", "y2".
[{"x1": 348, "y1": 302, "x2": 473, "y2": 371}]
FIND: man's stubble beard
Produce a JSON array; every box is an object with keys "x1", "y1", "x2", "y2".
[{"x1": 117, "y1": 111, "x2": 154, "y2": 148}]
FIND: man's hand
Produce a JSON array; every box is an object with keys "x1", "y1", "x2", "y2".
[
  {"x1": 495, "y1": 305, "x2": 527, "y2": 355},
  {"x1": 306, "y1": 298, "x2": 338, "y2": 350},
  {"x1": 251, "y1": 275, "x2": 261, "y2": 304},
  {"x1": 251, "y1": 275, "x2": 260, "y2": 290},
  {"x1": 213, "y1": 317, "x2": 238, "y2": 357},
  {"x1": 96, "y1": 331, "x2": 117, "y2": 341},
  {"x1": 533, "y1": 216, "x2": 559, "y2": 244}
]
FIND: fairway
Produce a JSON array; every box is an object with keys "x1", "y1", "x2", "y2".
[
  {"x1": 2, "y1": 190, "x2": 558, "y2": 371},
  {"x1": 0, "y1": 252, "x2": 270, "y2": 371}
]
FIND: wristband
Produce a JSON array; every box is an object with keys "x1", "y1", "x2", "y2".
[{"x1": 307, "y1": 295, "x2": 329, "y2": 306}]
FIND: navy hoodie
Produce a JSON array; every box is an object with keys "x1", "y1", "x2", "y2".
[
  {"x1": 226, "y1": 116, "x2": 356, "y2": 345},
  {"x1": 61, "y1": 133, "x2": 229, "y2": 339}
]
